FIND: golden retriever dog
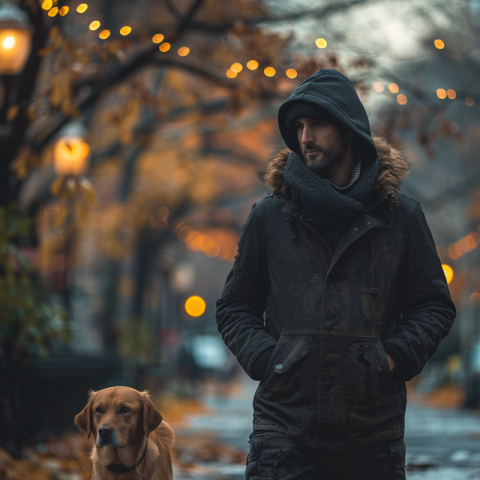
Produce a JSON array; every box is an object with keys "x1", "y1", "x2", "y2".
[{"x1": 75, "y1": 386, "x2": 174, "y2": 479}]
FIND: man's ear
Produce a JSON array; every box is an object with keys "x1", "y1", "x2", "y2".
[
  {"x1": 75, "y1": 390, "x2": 96, "y2": 439},
  {"x1": 141, "y1": 391, "x2": 163, "y2": 437}
]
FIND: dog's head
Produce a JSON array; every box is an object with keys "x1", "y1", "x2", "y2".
[{"x1": 75, "y1": 387, "x2": 163, "y2": 448}]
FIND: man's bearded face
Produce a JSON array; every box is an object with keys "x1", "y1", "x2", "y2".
[{"x1": 295, "y1": 118, "x2": 350, "y2": 175}]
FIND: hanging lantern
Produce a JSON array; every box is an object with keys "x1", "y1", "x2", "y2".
[
  {"x1": 0, "y1": 2, "x2": 33, "y2": 75},
  {"x1": 53, "y1": 123, "x2": 90, "y2": 176}
]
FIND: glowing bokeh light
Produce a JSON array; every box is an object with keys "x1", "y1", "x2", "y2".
[
  {"x1": 90, "y1": 21, "x2": 100, "y2": 30},
  {"x1": 77, "y1": 4, "x2": 88, "y2": 13},
  {"x1": 315, "y1": 38, "x2": 327, "y2": 48},
  {"x1": 397, "y1": 94, "x2": 407, "y2": 105},
  {"x1": 231, "y1": 63, "x2": 243, "y2": 73},
  {"x1": 442, "y1": 264, "x2": 454, "y2": 284},
  {"x1": 2, "y1": 36, "x2": 15, "y2": 49},
  {"x1": 59, "y1": 6, "x2": 69, "y2": 15},
  {"x1": 42, "y1": 0, "x2": 53, "y2": 10},
  {"x1": 437, "y1": 89, "x2": 447, "y2": 99},
  {"x1": 388, "y1": 83, "x2": 399, "y2": 94},
  {"x1": 247, "y1": 60, "x2": 258, "y2": 70},
  {"x1": 120, "y1": 26, "x2": 132, "y2": 36},
  {"x1": 226, "y1": 69, "x2": 237, "y2": 78},
  {"x1": 286, "y1": 69, "x2": 297, "y2": 78},
  {"x1": 447, "y1": 89, "x2": 456, "y2": 99},
  {"x1": 99, "y1": 30, "x2": 110, "y2": 40},
  {"x1": 434, "y1": 39, "x2": 444, "y2": 49},
  {"x1": 159, "y1": 43, "x2": 171, "y2": 52},
  {"x1": 185, "y1": 296, "x2": 206, "y2": 317},
  {"x1": 373, "y1": 82, "x2": 384, "y2": 93},
  {"x1": 178, "y1": 47, "x2": 190, "y2": 56},
  {"x1": 152, "y1": 34, "x2": 164, "y2": 43},
  {"x1": 469, "y1": 293, "x2": 480, "y2": 309},
  {"x1": 48, "y1": 7, "x2": 58, "y2": 17},
  {"x1": 264, "y1": 67, "x2": 276, "y2": 77},
  {"x1": 466, "y1": 97, "x2": 475, "y2": 106}
]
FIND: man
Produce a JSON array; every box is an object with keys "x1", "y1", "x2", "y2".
[{"x1": 215, "y1": 69, "x2": 456, "y2": 479}]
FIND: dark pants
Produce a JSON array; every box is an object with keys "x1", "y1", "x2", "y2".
[{"x1": 245, "y1": 431, "x2": 406, "y2": 480}]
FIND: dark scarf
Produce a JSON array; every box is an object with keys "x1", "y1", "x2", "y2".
[{"x1": 283, "y1": 150, "x2": 380, "y2": 251}]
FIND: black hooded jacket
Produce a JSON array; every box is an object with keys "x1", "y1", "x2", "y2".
[{"x1": 215, "y1": 69, "x2": 456, "y2": 452}]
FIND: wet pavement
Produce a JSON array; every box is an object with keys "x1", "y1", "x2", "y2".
[{"x1": 173, "y1": 374, "x2": 480, "y2": 479}]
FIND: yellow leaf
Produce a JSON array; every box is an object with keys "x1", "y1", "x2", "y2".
[
  {"x1": 54, "y1": 204, "x2": 68, "y2": 227},
  {"x1": 6, "y1": 104, "x2": 19, "y2": 123},
  {"x1": 50, "y1": 176, "x2": 65, "y2": 196},
  {"x1": 79, "y1": 177, "x2": 97, "y2": 206}
]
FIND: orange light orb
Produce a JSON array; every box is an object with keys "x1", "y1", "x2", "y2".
[
  {"x1": 264, "y1": 67, "x2": 276, "y2": 77},
  {"x1": 437, "y1": 89, "x2": 447, "y2": 99},
  {"x1": 447, "y1": 89, "x2": 456, "y2": 99},
  {"x1": 286, "y1": 69, "x2": 297, "y2": 78},
  {"x1": 53, "y1": 137, "x2": 90, "y2": 176},
  {"x1": 388, "y1": 83, "x2": 399, "y2": 93},
  {"x1": 247, "y1": 60, "x2": 258, "y2": 70},
  {"x1": 185, "y1": 296, "x2": 206, "y2": 317},
  {"x1": 442, "y1": 264, "x2": 454, "y2": 284},
  {"x1": 159, "y1": 42, "x2": 171, "y2": 52}
]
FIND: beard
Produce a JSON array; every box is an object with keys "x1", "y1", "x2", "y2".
[{"x1": 301, "y1": 132, "x2": 349, "y2": 176}]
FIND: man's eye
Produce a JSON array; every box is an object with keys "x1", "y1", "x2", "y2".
[
  {"x1": 95, "y1": 407, "x2": 102, "y2": 413},
  {"x1": 120, "y1": 407, "x2": 130, "y2": 414}
]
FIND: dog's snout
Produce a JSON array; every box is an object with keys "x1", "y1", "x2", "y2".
[{"x1": 99, "y1": 425, "x2": 113, "y2": 437}]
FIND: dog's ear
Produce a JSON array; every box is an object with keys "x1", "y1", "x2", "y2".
[
  {"x1": 75, "y1": 390, "x2": 96, "y2": 439},
  {"x1": 141, "y1": 391, "x2": 163, "y2": 437}
]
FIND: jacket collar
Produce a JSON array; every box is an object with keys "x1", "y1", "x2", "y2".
[{"x1": 259, "y1": 134, "x2": 411, "y2": 198}]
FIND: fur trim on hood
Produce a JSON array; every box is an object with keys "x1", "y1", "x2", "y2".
[{"x1": 258, "y1": 135, "x2": 411, "y2": 198}]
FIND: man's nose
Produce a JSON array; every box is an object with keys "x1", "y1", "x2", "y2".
[
  {"x1": 301, "y1": 126, "x2": 314, "y2": 145},
  {"x1": 99, "y1": 426, "x2": 113, "y2": 437}
]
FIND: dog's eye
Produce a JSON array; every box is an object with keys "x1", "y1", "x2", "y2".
[
  {"x1": 95, "y1": 407, "x2": 102, "y2": 413},
  {"x1": 120, "y1": 407, "x2": 130, "y2": 414}
]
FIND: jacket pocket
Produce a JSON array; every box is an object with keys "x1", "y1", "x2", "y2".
[
  {"x1": 389, "y1": 438, "x2": 406, "y2": 470},
  {"x1": 347, "y1": 338, "x2": 402, "y2": 436},
  {"x1": 245, "y1": 432, "x2": 263, "y2": 477},
  {"x1": 253, "y1": 335, "x2": 311, "y2": 435},
  {"x1": 358, "y1": 341, "x2": 392, "y2": 400}
]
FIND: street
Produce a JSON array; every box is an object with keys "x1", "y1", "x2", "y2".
[{"x1": 173, "y1": 374, "x2": 480, "y2": 480}]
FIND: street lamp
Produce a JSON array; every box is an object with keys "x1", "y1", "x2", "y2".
[
  {"x1": 53, "y1": 123, "x2": 90, "y2": 176},
  {"x1": 0, "y1": 1, "x2": 33, "y2": 75}
]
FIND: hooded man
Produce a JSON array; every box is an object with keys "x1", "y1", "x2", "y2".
[{"x1": 215, "y1": 68, "x2": 456, "y2": 479}]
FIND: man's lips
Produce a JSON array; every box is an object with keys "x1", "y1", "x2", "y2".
[{"x1": 306, "y1": 149, "x2": 321, "y2": 154}]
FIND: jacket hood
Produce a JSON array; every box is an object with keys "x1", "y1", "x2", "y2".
[
  {"x1": 278, "y1": 69, "x2": 377, "y2": 164},
  {"x1": 259, "y1": 135, "x2": 411, "y2": 198}
]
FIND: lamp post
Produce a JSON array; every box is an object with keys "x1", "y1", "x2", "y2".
[
  {"x1": 53, "y1": 123, "x2": 90, "y2": 176},
  {"x1": 0, "y1": 1, "x2": 33, "y2": 75}
]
